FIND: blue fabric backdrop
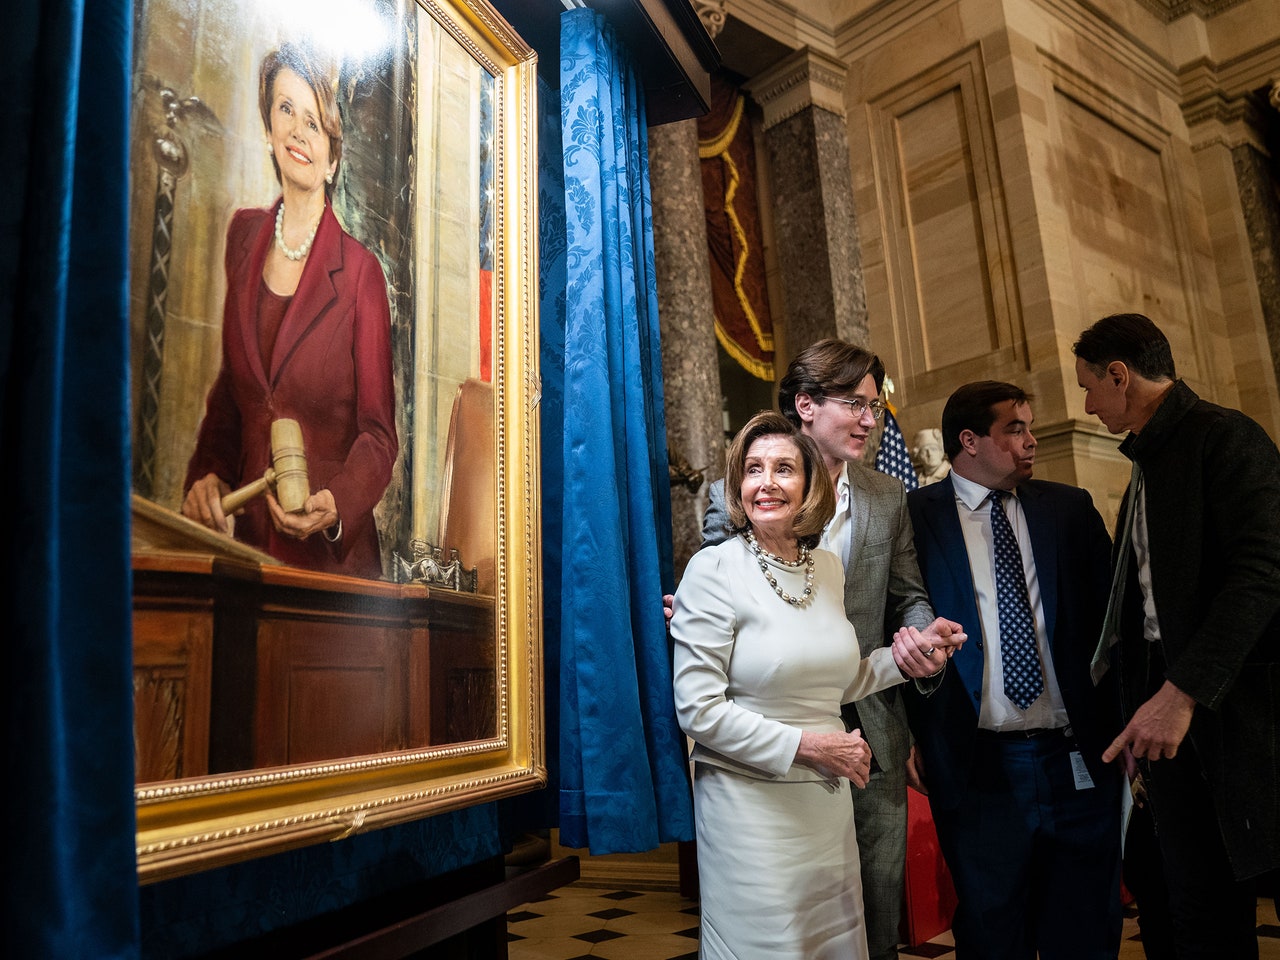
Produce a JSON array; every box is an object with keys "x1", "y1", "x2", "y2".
[
  {"x1": 549, "y1": 9, "x2": 694, "y2": 853},
  {"x1": 2, "y1": 0, "x2": 140, "y2": 955}
]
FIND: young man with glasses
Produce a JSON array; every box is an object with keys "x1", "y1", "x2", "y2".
[{"x1": 698, "y1": 338, "x2": 964, "y2": 960}]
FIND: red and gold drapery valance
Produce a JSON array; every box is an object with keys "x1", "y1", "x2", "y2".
[{"x1": 698, "y1": 74, "x2": 775, "y2": 381}]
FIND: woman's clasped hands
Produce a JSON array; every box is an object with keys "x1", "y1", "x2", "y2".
[{"x1": 795, "y1": 727, "x2": 874, "y2": 787}]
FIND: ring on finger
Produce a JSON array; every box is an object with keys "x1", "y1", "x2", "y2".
[{"x1": 924, "y1": 646, "x2": 935, "y2": 657}]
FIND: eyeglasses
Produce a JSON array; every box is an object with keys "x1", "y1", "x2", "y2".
[{"x1": 824, "y1": 395, "x2": 887, "y2": 420}]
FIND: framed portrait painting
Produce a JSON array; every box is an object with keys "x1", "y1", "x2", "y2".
[{"x1": 126, "y1": 0, "x2": 542, "y2": 881}]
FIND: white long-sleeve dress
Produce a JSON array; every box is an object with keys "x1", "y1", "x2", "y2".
[{"x1": 671, "y1": 534, "x2": 905, "y2": 960}]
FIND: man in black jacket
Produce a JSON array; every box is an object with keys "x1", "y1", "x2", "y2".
[{"x1": 1074, "y1": 312, "x2": 1280, "y2": 959}]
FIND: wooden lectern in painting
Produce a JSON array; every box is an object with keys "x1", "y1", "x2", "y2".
[{"x1": 131, "y1": 489, "x2": 496, "y2": 784}]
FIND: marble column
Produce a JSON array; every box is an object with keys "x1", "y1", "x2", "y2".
[
  {"x1": 1186, "y1": 85, "x2": 1280, "y2": 435},
  {"x1": 746, "y1": 48, "x2": 869, "y2": 354},
  {"x1": 1234, "y1": 136, "x2": 1280, "y2": 395},
  {"x1": 1242, "y1": 80, "x2": 1280, "y2": 404},
  {"x1": 650, "y1": 117, "x2": 723, "y2": 577}
]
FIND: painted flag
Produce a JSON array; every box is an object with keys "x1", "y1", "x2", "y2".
[
  {"x1": 874, "y1": 407, "x2": 919, "y2": 491},
  {"x1": 479, "y1": 77, "x2": 494, "y2": 381}
]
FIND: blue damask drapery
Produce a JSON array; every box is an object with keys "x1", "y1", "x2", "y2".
[
  {"x1": 3, "y1": 0, "x2": 139, "y2": 955},
  {"x1": 546, "y1": 8, "x2": 694, "y2": 853}
]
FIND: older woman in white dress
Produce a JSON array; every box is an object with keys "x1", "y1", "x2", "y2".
[{"x1": 672, "y1": 411, "x2": 960, "y2": 960}]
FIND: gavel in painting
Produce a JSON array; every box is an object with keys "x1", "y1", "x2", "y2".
[{"x1": 219, "y1": 418, "x2": 310, "y2": 515}]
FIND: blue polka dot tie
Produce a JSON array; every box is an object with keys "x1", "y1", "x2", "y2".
[{"x1": 989, "y1": 490, "x2": 1043, "y2": 709}]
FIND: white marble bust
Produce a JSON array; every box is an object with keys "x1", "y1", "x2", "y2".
[{"x1": 912, "y1": 428, "x2": 951, "y2": 486}]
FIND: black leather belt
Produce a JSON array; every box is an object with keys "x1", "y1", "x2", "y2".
[{"x1": 977, "y1": 727, "x2": 1070, "y2": 740}]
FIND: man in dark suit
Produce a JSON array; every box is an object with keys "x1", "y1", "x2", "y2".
[
  {"x1": 1075, "y1": 313, "x2": 1280, "y2": 958},
  {"x1": 900, "y1": 380, "x2": 1122, "y2": 960},
  {"x1": 696, "y1": 339, "x2": 963, "y2": 960}
]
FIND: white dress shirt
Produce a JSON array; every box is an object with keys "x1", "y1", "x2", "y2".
[
  {"x1": 949, "y1": 472, "x2": 1070, "y2": 731},
  {"x1": 1131, "y1": 478, "x2": 1163, "y2": 644},
  {"x1": 819, "y1": 462, "x2": 852, "y2": 569}
]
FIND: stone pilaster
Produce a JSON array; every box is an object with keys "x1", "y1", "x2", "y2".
[
  {"x1": 746, "y1": 48, "x2": 868, "y2": 353},
  {"x1": 649, "y1": 118, "x2": 724, "y2": 578}
]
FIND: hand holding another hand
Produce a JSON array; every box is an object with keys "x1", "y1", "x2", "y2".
[{"x1": 892, "y1": 617, "x2": 966, "y2": 679}]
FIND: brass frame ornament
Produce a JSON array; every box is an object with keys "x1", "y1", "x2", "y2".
[{"x1": 132, "y1": 0, "x2": 543, "y2": 883}]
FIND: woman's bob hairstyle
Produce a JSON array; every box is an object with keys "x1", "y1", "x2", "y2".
[
  {"x1": 258, "y1": 42, "x2": 344, "y2": 199},
  {"x1": 723, "y1": 410, "x2": 835, "y2": 550}
]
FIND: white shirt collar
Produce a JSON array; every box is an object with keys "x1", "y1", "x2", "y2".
[
  {"x1": 835, "y1": 461, "x2": 851, "y2": 501},
  {"x1": 950, "y1": 470, "x2": 1017, "y2": 511},
  {"x1": 819, "y1": 462, "x2": 854, "y2": 568}
]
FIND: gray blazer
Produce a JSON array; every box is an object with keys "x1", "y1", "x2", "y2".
[{"x1": 703, "y1": 464, "x2": 935, "y2": 774}]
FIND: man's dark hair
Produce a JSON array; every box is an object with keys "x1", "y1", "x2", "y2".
[
  {"x1": 1072, "y1": 313, "x2": 1177, "y2": 382},
  {"x1": 941, "y1": 381, "x2": 1032, "y2": 459},
  {"x1": 777, "y1": 339, "x2": 886, "y2": 428}
]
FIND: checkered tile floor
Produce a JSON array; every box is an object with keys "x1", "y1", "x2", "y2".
[
  {"x1": 507, "y1": 886, "x2": 699, "y2": 960},
  {"x1": 507, "y1": 883, "x2": 1280, "y2": 959}
]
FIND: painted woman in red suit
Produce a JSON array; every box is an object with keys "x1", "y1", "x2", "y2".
[{"x1": 181, "y1": 43, "x2": 397, "y2": 579}]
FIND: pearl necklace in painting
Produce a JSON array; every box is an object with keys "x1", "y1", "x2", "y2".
[
  {"x1": 275, "y1": 203, "x2": 320, "y2": 261},
  {"x1": 744, "y1": 529, "x2": 815, "y2": 606}
]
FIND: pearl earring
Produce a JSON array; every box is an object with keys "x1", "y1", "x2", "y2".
[
  {"x1": 266, "y1": 140, "x2": 273, "y2": 155},
  {"x1": 325, "y1": 172, "x2": 333, "y2": 185}
]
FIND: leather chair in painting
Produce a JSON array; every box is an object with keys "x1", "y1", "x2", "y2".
[
  {"x1": 438, "y1": 377, "x2": 496, "y2": 596},
  {"x1": 433, "y1": 376, "x2": 498, "y2": 744}
]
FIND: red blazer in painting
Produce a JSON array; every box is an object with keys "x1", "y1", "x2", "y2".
[{"x1": 184, "y1": 200, "x2": 397, "y2": 578}]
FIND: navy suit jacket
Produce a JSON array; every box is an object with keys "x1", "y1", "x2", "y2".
[{"x1": 903, "y1": 475, "x2": 1118, "y2": 811}]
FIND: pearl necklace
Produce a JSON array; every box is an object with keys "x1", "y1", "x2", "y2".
[
  {"x1": 744, "y1": 530, "x2": 815, "y2": 606},
  {"x1": 275, "y1": 203, "x2": 320, "y2": 261}
]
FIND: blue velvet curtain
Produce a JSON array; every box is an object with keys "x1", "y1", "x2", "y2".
[
  {"x1": 547, "y1": 8, "x2": 694, "y2": 853},
  {"x1": 3, "y1": 0, "x2": 139, "y2": 956}
]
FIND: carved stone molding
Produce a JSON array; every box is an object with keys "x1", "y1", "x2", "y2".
[
  {"x1": 1184, "y1": 89, "x2": 1270, "y2": 153},
  {"x1": 692, "y1": 0, "x2": 727, "y2": 39},
  {"x1": 1133, "y1": 0, "x2": 1250, "y2": 22},
  {"x1": 744, "y1": 47, "x2": 848, "y2": 130}
]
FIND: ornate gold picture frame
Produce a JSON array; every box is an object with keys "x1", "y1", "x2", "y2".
[{"x1": 127, "y1": 0, "x2": 541, "y2": 882}]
